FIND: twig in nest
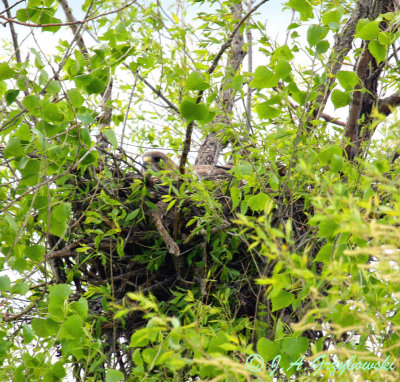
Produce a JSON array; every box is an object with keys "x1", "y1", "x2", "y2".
[{"x1": 149, "y1": 209, "x2": 180, "y2": 257}]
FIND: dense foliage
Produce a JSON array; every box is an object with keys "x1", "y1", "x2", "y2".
[{"x1": 1, "y1": 0, "x2": 400, "y2": 381}]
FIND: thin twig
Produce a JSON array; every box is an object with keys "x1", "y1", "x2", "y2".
[{"x1": 0, "y1": 0, "x2": 137, "y2": 27}]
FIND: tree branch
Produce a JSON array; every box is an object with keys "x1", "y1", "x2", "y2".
[
  {"x1": 378, "y1": 92, "x2": 400, "y2": 115},
  {"x1": 0, "y1": 0, "x2": 137, "y2": 28},
  {"x1": 312, "y1": 0, "x2": 372, "y2": 123},
  {"x1": 179, "y1": 0, "x2": 269, "y2": 172}
]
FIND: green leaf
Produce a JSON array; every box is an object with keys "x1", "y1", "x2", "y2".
[
  {"x1": 316, "y1": 40, "x2": 329, "y2": 54},
  {"x1": 369, "y1": 40, "x2": 387, "y2": 63},
  {"x1": 314, "y1": 243, "x2": 333, "y2": 264},
  {"x1": 179, "y1": 97, "x2": 209, "y2": 121},
  {"x1": 49, "y1": 202, "x2": 71, "y2": 237},
  {"x1": 257, "y1": 337, "x2": 280, "y2": 362},
  {"x1": 330, "y1": 154, "x2": 343, "y2": 172},
  {"x1": 307, "y1": 25, "x2": 327, "y2": 47},
  {"x1": 105, "y1": 369, "x2": 124, "y2": 382},
  {"x1": 0, "y1": 276, "x2": 11, "y2": 291},
  {"x1": 286, "y1": 0, "x2": 313, "y2": 21},
  {"x1": 16, "y1": 124, "x2": 32, "y2": 142},
  {"x1": 282, "y1": 337, "x2": 309, "y2": 359},
  {"x1": 232, "y1": 75, "x2": 243, "y2": 91},
  {"x1": 5, "y1": 89, "x2": 19, "y2": 105},
  {"x1": 0, "y1": 62, "x2": 16, "y2": 80},
  {"x1": 251, "y1": 66, "x2": 278, "y2": 89},
  {"x1": 275, "y1": 59, "x2": 291, "y2": 80},
  {"x1": 186, "y1": 71, "x2": 210, "y2": 91},
  {"x1": 271, "y1": 45, "x2": 294, "y2": 64},
  {"x1": 70, "y1": 298, "x2": 88, "y2": 319},
  {"x1": 77, "y1": 112, "x2": 94, "y2": 123},
  {"x1": 234, "y1": 163, "x2": 252, "y2": 176},
  {"x1": 271, "y1": 290, "x2": 295, "y2": 311},
  {"x1": 337, "y1": 71, "x2": 359, "y2": 91},
  {"x1": 22, "y1": 95, "x2": 40, "y2": 110},
  {"x1": 32, "y1": 318, "x2": 59, "y2": 337},
  {"x1": 129, "y1": 328, "x2": 151, "y2": 347},
  {"x1": 10, "y1": 281, "x2": 29, "y2": 295},
  {"x1": 25, "y1": 245, "x2": 45, "y2": 261},
  {"x1": 60, "y1": 315, "x2": 84, "y2": 339},
  {"x1": 331, "y1": 89, "x2": 350, "y2": 109},
  {"x1": 392, "y1": 311, "x2": 400, "y2": 325},
  {"x1": 318, "y1": 145, "x2": 342, "y2": 165},
  {"x1": 67, "y1": 88, "x2": 84, "y2": 107},
  {"x1": 230, "y1": 188, "x2": 241, "y2": 210},
  {"x1": 86, "y1": 77, "x2": 106, "y2": 94},
  {"x1": 4, "y1": 137, "x2": 25, "y2": 158},
  {"x1": 103, "y1": 129, "x2": 118, "y2": 148},
  {"x1": 46, "y1": 362, "x2": 66, "y2": 380},
  {"x1": 75, "y1": 74, "x2": 93, "y2": 86},
  {"x1": 322, "y1": 9, "x2": 343, "y2": 27},
  {"x1": 374, "y1": 159, "x2": 389, "y2": 173},
  {"x1": 248, "y1": 192, "x2": 269, "y2": 212},
  {"x1": 23, "y1": 324, "x2": 35, "y2": 344},
  {"x1": 65, "y1": 59, "x2": 81, "y2": 76},
  {"x1": 0, "y1": 80, "x2": 6, "y2": 96},
  {"x1": 19, "y1": 159, "x2": 40, "y2": 187},
  {"x1": 355, "y1": 19, "x2": 380, "y2": 40},
  {"x1": 48, "y1": 284, "x2": 71, "y2": 319},
  {"x1": 318, "y1": 218, "x2": 339, "y2": 239},
  {"x1": 254, "y1": 102, "x2": 280, "y2": 119},
  {"x1": 378, "y1": 31, "x2": 396, "y2": 47},
  {"x1": 47, "y1": 80, "x2": 61, "y2": 94},
  {"x1": 43, "y1": 103, "x2": 64, "y2": 122},
  {"x1": 126, "y1": 209, "x2": 140, "y2": 222},
  {"x1": 142, "y1": 348, "x2": 158, "y2": 364}
]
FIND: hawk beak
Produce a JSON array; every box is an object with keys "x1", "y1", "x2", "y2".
[{"x1": 143, "y1": 157, "x2": 151, "y2": 164}]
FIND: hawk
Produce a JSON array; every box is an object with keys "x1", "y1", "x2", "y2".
[{"x1": 142, "y1": 151, "x2": 233, "y2": 177}]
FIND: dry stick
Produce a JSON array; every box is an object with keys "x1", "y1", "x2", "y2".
[
  {"x1": 120, "y1": 70, "x2": 139, "y2": 147},
  {"x1": 0, "y1": 0, "x2": 24, "y2": 15},
  {"x1": 2, "y1": 0, "x2": 31, "y2": 97},
  {"x1": 150, "y1": 209, "x2": 180, "y2": 256},
  {"x1": 2, "y1": 0, "x2": 21, "y2": 62},
  {"x1": 58, "y1": 0, "x2": 89, "y2": 57},
  {"x1": 136, "y1": 73, "x2": 179, "y2": 114},
  {"x1": 178, "y1": 0, "x2": 270, "y2": 173},
  {"x1": 0, "y1": 0, "x2": 137, "y2": 27}
]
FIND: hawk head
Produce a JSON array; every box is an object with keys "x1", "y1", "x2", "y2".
[{"x1": 142, "y1": 151, "x2": 178, "y2": 173}]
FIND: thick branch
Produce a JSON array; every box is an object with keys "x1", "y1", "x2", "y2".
[
  {"x1": 343, "y1": 0, "x2": 396, "y2": 160},
  {"x1": 378, "y1": 92, "x2": 400, "y2": 115},
  {"x1": 180, "y1": 0, "x2": 269, "y2": 171},
  {"x1": 58, "y1": 0, "x2": 89, "y2": 57},
  {"x1": 312, "y1": 0, "x2": 372, "y2": 122}
]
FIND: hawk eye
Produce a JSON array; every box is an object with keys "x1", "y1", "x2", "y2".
[{"x1": 154, "y1": 156, "x2": 161, "y2": 162}]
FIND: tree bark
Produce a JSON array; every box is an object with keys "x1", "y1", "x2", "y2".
[
  {"x1": 311, "y1": 0, "x2": 372, "y2": 124},
  {"x1": 195, "y1": 2, "x2": 246, "y2": 166},
  {"x1": 343, "y1": 0, "x2": 396, "y2": 160}
]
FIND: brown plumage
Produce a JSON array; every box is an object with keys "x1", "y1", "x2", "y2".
[
  {"x1": 142, "y1": 151, "x2": 177, "y2": 173},
  {"x1": 142, "y1": 151, "x2": 233, "y2": 177}
]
